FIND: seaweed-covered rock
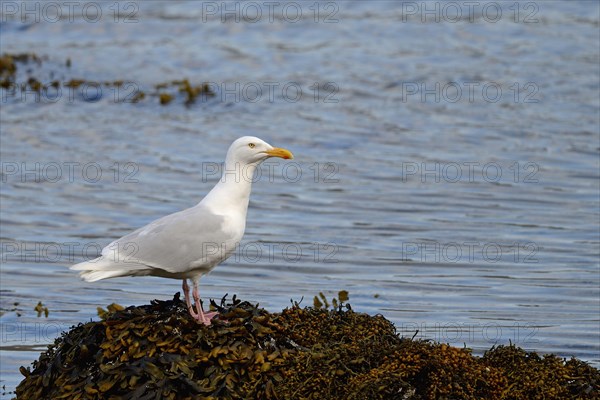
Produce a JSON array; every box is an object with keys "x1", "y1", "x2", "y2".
[{"x1": 15, "y1": 294, "x2": 600, "y2": 399}]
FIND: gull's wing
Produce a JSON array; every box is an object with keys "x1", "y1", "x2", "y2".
[{"x1": 71, "y1": 204, "x2": 242, "y2": 280}]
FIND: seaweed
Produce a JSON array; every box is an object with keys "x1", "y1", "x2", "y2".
[
  {"x1": 1, "y1": 53, "x2": 215, "y2": 106},
  {"x1": 14, "y1": 293, "x2": 600, "y2": 399},
  {"x1": 34, "y1": 301, "x2": 49, "y2": 318}
]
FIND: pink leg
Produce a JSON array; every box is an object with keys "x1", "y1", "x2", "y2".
[
  {"x1": 182, "y1": 279, "x2": 200, "y2": 320},
  {"x1": 191, "y1": 278, "x2": 218, "y2": 325}
]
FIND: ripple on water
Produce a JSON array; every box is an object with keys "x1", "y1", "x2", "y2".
[{"x1": 1, "y1": 2, "x2": 599, "y2": 397}]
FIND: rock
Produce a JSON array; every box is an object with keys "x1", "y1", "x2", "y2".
[{"x1": 15, "y1": 294, "x2": 600, "y2": 399}]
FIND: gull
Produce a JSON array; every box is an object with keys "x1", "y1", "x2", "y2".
[{"x1": 71, "y1": 136, "x2": 293, "y2": 325}]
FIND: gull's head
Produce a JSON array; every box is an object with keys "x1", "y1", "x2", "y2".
[{"x1": 227, "y1": 136, "x2": 294, "y2": 165}]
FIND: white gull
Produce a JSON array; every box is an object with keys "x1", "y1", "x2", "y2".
[{"x1": 71, "y1": 136, "x2": 293, "y2": 324}]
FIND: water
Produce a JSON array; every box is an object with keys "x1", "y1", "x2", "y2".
[{"x1": 1, "y1": 1, "x2": 599, "y2": 397}]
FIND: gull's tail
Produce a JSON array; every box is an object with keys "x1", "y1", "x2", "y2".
[{"x1": 70, "y1": 258, "x2": 135, "y2": 282}]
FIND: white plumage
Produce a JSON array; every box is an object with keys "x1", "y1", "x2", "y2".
[{"x1": 71, "y1": 136, "x2": 293, "y2": 324}]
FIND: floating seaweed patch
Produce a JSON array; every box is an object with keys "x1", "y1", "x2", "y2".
[
  {"x1": 14, "y1": 293, "x2": 600, "y2": 399},
  {"x1": 1, "y1": 53, "x2": 215, "y2": 106},
  {"x1": 159, "y1": 93, "x2": 174, "y2": 105},
  {"x1": 34, "y1": 301, "x2": 49, "y2": 318}
]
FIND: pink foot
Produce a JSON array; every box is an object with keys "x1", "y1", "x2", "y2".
[{"x1": 203, "y1": 311, "x2": 219, "y2": 319}]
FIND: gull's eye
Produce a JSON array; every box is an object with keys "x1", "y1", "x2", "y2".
[{"x1": 248, "y1": 143, "x2": 255, "y2": 149}]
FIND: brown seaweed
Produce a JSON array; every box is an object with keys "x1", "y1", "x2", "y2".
[
  {"x1": 1, "y1": 53, "x2": 215, "y2": 106},
  {"x1": 14, "y1": 293, "x2": 600, "y2": 399}
]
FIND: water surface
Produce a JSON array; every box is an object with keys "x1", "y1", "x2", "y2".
[{"x1": 1, "y1": 1, "x2": 599, "y2": 397}]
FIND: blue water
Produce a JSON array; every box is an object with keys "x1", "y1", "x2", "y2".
[{"x1": 1, "y1": 1, "x2": 599, "y2": 397}]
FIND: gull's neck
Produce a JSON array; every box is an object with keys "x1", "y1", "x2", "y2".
[{"x1": 200, "y1": 159, "x2": 259, "y2": 215}]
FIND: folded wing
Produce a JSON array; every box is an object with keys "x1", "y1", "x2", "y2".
[{"x1": 71, "y1": 205, "x2": 240, "y2": 281}]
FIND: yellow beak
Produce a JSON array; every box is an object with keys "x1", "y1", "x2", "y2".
[{"x1": 263, "y1": 147, "x2": 294, "y2": 160}]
